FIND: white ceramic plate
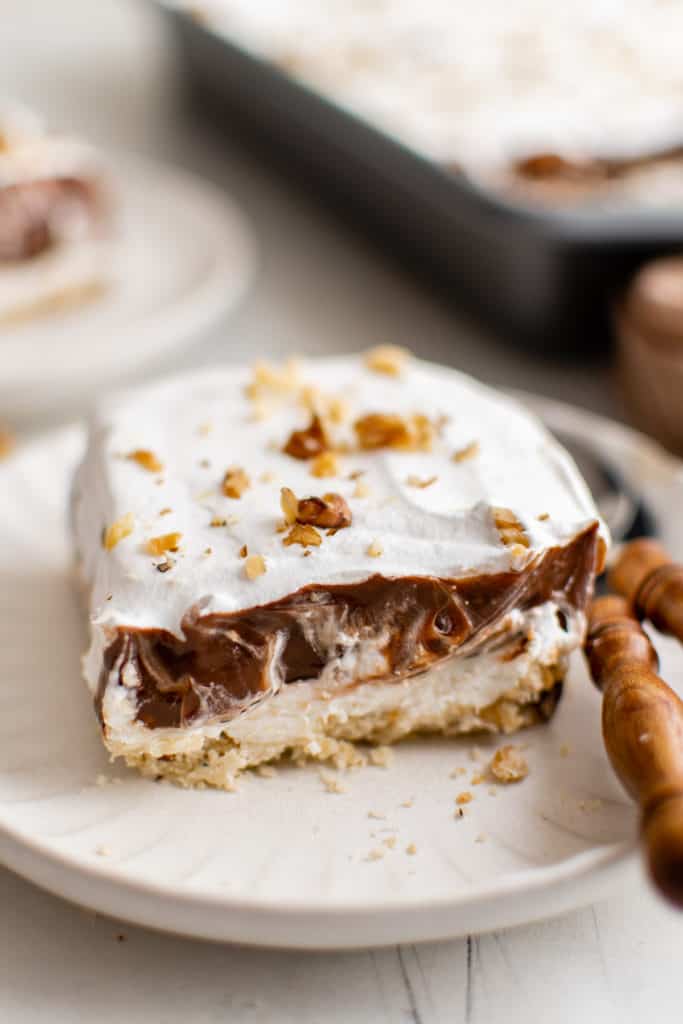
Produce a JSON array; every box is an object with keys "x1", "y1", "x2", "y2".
[
  {"x1": 0, "y1": 397, "x2": 681, "y2": 950},
  {"x1": 0, "y1": 154, "x2": 256, "y2": 419}
]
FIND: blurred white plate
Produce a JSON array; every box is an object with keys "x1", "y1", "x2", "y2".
[
  {"x1": 0, "y1": 397, "x2": 680, "y2": 949},
  {"x1": 0, "y1": 153, "x2": 256, "y2": 418}
]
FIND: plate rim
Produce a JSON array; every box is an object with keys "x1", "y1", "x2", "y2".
[{"x1": 1, "y1": 395, "x2": 678, "y2": 946}]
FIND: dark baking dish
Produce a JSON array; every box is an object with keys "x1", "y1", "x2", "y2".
[{"x1": 161, "y1": 6, "x2": 683, "y2": 354}]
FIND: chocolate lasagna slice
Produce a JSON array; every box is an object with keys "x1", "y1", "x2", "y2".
[
  {"x1": 0, "y1": 105, "x2": 111, "y2": 322},
  {"x1": 72, "y1": 351, "x2": 607, "y2": 788}
]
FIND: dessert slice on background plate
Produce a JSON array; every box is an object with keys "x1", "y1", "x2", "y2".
[
  {"x1": 0, "y1": 102, "x2": 113, "y2": 323},
  {"x1": 0, "y1": 128, "x2": 255, "y2": 422},
  {"x1": 72, "y1": 349, "x2": 608, "y2": 789}
]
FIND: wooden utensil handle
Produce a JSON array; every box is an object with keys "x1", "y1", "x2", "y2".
[
  {"x1": 610, "y1": 539, "x2": 683, "y2": 644},
  {"x1": 586, "y1": 596, "x2": 683, "y2": 906}
]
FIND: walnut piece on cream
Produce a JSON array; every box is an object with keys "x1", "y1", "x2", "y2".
[
  {"x1": 283, "y1": 523, "x2": 322, "y2": 548},
  {"x1": 145, "y1": 532, "x2": 181, "y2": 556},
  {"x1": 452, "y1": 440, "x2": 480, "y2": 463},
  {"x1": 310, "y1": 451, "x2": 339, "y2": 478},
  {"x1": 283, "y1": 413, "x2": 330, "y2": 460},
  {"x1": 126, "y1": 449, "x2": 164, "y2": 473},
  {"x1": 296, "y1": 493, "x2": 352, "y2": 529},
  {"x1": 364, "y1": 344, "x2": 410, "y2": 377},
  {"x1": 244, "y1": 358, "x2": 301, "y2": 404},
  {"x1": 492, "y1": 507, "x2": 530, "y2": 549},
  {"x1": 406, "y1": 474, "x2": 437, "y2": 489},
  {"x1": 281, "y1": 487, "x2": 352, "y2": 531},
  {"x1": 354, "y1": 412, "x2": 434, "y2": 452},
  {"x1": 222, "y1": 466, "x2": 251, "y2": 499},
  {"x1": 244, "y1": 553, "x2": 267, "y2": 580},
  {"x1": 103, "y1": 512, "x2": 134, "y2": 551}
]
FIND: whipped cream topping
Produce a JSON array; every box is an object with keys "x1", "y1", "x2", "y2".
[
  {"x1": 185, "y1": 1, "x2": 683, "y2": 172},
  {"x1": 74, "y1": 353, "x2": 606, "y2": 698}
]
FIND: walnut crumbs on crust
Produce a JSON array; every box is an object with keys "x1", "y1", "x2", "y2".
[{"x1": 489, "y1": 745, "x2": 529, "y2": 783}]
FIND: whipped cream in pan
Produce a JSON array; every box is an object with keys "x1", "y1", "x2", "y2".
[{"x1": 187, "y1": 1, "x2": 683, "y2": 172}]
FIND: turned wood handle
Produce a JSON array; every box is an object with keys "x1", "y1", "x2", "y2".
[
  {"x1": 610, "y1": 538, "x2": 683, "y2": 643},
  {"x1": 586, "y1": 596, "x2": 683, "y2": 907}
]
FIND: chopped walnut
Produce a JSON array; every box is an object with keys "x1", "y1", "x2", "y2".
[
  {"x1": 126, "y1": 449, "x2": 164, "y2": 473},
  {"x1": 0, "y1": 428, "x2": 15, "y2": 460},
  {"x1": 283, "y1": 523, "x2": 322, "y2": 548},
  {"x1": 327, "y1": 397, "x2": 349, "y2": 424},
  {"x1": 103, "y1": 513, "x2": 134, "y2": 550},
  {"x1": 296, "y1": 493, "x2": 352, "y2": 529},
  {"x1": 283, "y1": 413, "x2": 330, "y2": 460},
  {"x1": 210, "y1": 517, "x2": 227, "y2": 527},
  {"x1": 452, "y1": 440, "x2": 480, "y2": 463},
  {"x1": 492, "y1": 507, "x2": 530, "y2": 549},
  {"x1": 320, "y1": 771, "x2": 348, "y2": 794},
  {"x1": 489, "y1": 746, "x2": 529, "y2": 783},
  {"x1": 354, "y1": 412, "x2": 434, "y2": 452},
  {"x1": 245, "y1": 358, "x2": 301, "y2": 404},
  {"x1": 406, "y1": 474, "x2": 437, "y2": 489},
  {"x1": 364, "y1": 344, "x2": 410, "y2": 377},
  {"x1": 310, "y1": 451, "x2": 339, "y2": 478},
  {"x1": 145, "y1": 532, "x2": 181, "y2": 556},
  {"x1": 280, "y1": 486, "x2": 298, "y2": 525},
  {"x1": 369, "y1": 746, "x2": 394, "y2": 767},
  {"x1": 455, "y1": 791, "x2": 473, "y2": 805},
  {"x1": 367, "y1": 540, "x2": 383, "y2": 558},
  {"x1": 244, "y1": 553, "x2": 267, "y2": 580},
  {"x1": 281, "y1": 488, "x2": 351, "y2": 529},
  {"x1": 299, "y1": 386, "x2": 349, "y2": 425},
  {"x1": 222, "y1": 466, "x2": 251, "y2": 499}
]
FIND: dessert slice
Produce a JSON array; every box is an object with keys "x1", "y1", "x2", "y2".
[
  {"x1": 72, "y1": 351, "x2": 607, "y2": 788},
  {"x1": 0, "y1": 104, "x2": 112, "y2": 322}
]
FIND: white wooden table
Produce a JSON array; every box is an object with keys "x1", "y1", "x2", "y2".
[{"x1": 1, "y1": 3, "x2": 682, "y2": 1020}]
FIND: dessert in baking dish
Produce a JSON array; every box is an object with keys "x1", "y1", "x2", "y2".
[
  {"x1": 72, "y1": 350, "x2": 607, "y2": 788},
  {"x1": 187, "y1": 1, "x2": 683, "y2": 210},
  {"x1": 0, "y1": 104, "x2": 112, "y2": 322}
]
